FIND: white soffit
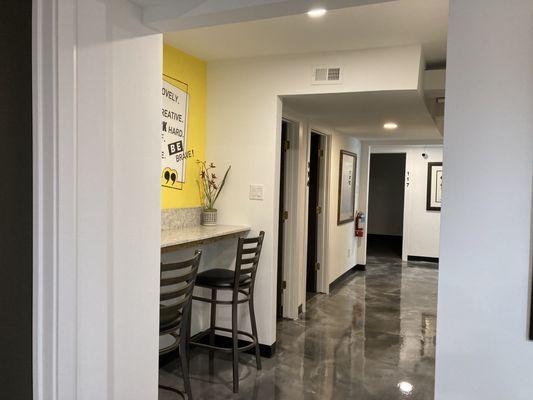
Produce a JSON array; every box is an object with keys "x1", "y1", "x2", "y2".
[
  {"x1": 136, "y1": 0, "x2": 393, "y2": 32},
  {"x1": 282, "y1": 90, "x2": 443, "y2": 141},
  {"x1": 162, "y1": 0, "x2": 448, "y2": 65}
]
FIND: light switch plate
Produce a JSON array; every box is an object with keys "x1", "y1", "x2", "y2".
[{"x1": 249, "y1": 184, "x2": 264, "y2": 200}]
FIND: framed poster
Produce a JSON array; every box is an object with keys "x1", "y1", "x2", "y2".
[
  {"x1": 337, "y1": 150, "x2": 357, "y2": 225},
  {"x1": 426, "y1": 162, "x2": 443, "y2": 211},
  {"x1": 161, "y1": 77, "x2": 189, "y2": 190}
]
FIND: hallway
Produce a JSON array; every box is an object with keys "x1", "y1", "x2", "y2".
[{"x1": 160, "y1": 256, "x2": 438, "y2": 399}]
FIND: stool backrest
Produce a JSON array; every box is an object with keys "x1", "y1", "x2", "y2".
[
  {"x1": 234, "y1": 231, "x2": 265, "y2": 292},
  {"x1": 160, "y1": 250, "x2": 201, "y2": 336}
]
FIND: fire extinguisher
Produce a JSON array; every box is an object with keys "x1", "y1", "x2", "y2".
[{"x1": 355, "y1": 211, "x2": 365, "y2": 237}]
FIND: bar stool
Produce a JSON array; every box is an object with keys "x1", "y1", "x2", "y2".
[
  {"x1": 159, "y1": 250, "x2": 202, "y2": 400},
  {"x1": 191, "y1": 231, "x2": 265, "y2": 393}
]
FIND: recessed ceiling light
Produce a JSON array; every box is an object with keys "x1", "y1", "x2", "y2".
[
  {"x1": 398, "y1": 381, "x2": 414, "y2": 395},
  {"x1": 384, "y1": 122, "x2": 398, "y2": 130},
  {"x1": 307, "y1": 8, "x2": 327, "y2": 18}
]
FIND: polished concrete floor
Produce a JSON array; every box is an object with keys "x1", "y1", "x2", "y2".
[{"x1": 159, "y1": 255, "x2": 438, "y2": 399}]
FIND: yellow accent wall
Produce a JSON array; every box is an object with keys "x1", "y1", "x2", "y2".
[{"x1": 162, "y1": 44, "x2": 206, "y2": 209}]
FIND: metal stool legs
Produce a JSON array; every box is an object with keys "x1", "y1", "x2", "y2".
[
  {"x1": 232, "y1": 293, "x2": 240, "y2": 393},
  {"x1": 192, "y1": 289, "x2": 262, "y2": 394},
  {"x1": 179, "y1": 337, "x2": 193, "y2": 400},
  {"x1": 209, "y1": 289, "x2": 217, "y2": 374},
  {"x1": 249, "y1": 294, "x2": 262, "y2": 371}
]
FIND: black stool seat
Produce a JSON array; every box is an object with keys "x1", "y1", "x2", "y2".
[{"x1": 196, "y1": 268, "x2": 251, "y2": 288}]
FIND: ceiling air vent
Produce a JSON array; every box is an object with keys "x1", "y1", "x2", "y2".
[{"x1": 312, "y1": 66, "x2": 342, "y2": 85}]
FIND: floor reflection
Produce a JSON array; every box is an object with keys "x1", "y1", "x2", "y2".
[{"x1": 159, "y1": 255, "x2": 438, "y2": 399}]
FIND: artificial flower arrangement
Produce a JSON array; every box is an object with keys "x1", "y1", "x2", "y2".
[{"x1": 197, "y1": 160, "x2": 231, "y2": 225}]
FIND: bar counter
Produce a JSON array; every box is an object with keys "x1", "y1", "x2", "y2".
[{"x1": 161, "y1": 225, "x2": 250, "y2": 252}]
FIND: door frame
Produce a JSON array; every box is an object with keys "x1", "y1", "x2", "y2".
[
  {"x1": 276, "y1": 117, "x2": 301, "y2": 319},
  {"x1": 33, "y1": 0, "x2": 79, "y2": 398},
  {"x1": 363, "y1": 145, "x2": 444, "y2": 262},
  {"x1": 305, "y1": 132, "x2": 321, "y2": 294},
  {"x1": 277, "y1": 120, "x2": 288, "y2": 318},
  {"x1": 278, "y1": 109, "x2": 332, "y2": 317},
  {"x1": 306, "y1": 129, "x2": 330, "y2": 295},
  {"x1": 277, "y1": 118, "x2": 300, "y2": 318},
  {"x1": 366, "y1": 145, "x2": 412, "y2": 261},
  {"x1": 366, "y1": 150, "x2": 408, "y2": 259},
  {"x1": 279, "y1": 105, "x2": 334, "y2": 317}
]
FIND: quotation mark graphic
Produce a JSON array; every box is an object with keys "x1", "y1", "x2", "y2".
[{"x1": 162, "y1": 168, "x2": 178, "y2": 186}]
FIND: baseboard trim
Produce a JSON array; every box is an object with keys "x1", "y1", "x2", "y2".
[
  {"x1": 190, "y1": 330, "x2": 276, "y2": 358},
  {"x1": 407, "y1": 255, "x2": 439, "y2": 264},
  {"x1": 354, "y1": 264, "x2": 366, "y2": 271},
  {"x1": 329, "y1": 264, "x2": 365, "y2": 292}
]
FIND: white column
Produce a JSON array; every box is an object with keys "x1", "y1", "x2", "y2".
[
  {"x1": 436, "y1": 1, "x2": 533, "y2": 399},
  {"x1": 35, "y1": 1, "x2": 162, "y2": 399}
]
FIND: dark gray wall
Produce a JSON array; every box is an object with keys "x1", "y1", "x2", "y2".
[
  {"x1": 367, "y1": 153, "x2": 406, "y2": 236},
  {"x1": 0, "y1": 1, "x2": 33, "y2": 399}
]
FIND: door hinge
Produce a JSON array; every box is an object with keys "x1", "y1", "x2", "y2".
[
  {"x1": 319, "y1": 149, "x2": 324, "y2": 158},
  {"x1": 282, "y1": 211, "x2": 289, "y2": 221},
  {"x1": 316, "y1": 205, "x2": 322, "y2": 215},
  {"x1": 315, "y1": 262, "x2": 321, "y2": 271},
  {"x1": 283, "y1": 140, "x2": 290, "y2": 151},
  {"x1": 282, "y1": 280, "x2": 287, "y2": 290}
]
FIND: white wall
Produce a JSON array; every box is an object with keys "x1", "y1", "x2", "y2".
[
  {"x1": 436, "y1": 1, "x2": 533, "y2": 399},
  {"x1": 47, "y1": 1, "x2": 162, "y2": 399},
  {"x1": 406, "y1": 146, "x2": 442, "y2": 259},
  {"x1": 327, "y1": 133, "x2": 361, "y2": 283},
  {"x1": 358, "y1": 143, "x2": 443, "y2": 263},
  {"x1": 206, "y1": 45, "x2": 422, "y2": 345}
]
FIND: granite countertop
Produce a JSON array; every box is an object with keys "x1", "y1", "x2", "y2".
[{"x1": 161, "y1": 225, "x2": 251, "y2": 250}]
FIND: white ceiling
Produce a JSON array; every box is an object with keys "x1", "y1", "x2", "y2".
[
  {"x1": 164, "y1": 0, "x2": 449, "y2": 66},
  {"x1": 282, "y1": 90, "x2": 443, "y2": 140},
  {"x1": 135, "y1": 0, "x2": 390, "y2": 31}
]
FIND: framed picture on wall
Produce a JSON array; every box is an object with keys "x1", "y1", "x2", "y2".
[
  {"x1": 426, "y1": 162, "x2": 443, "y2": 211},
  {"x1": 337, "y1": 150, "x2": 357, "y2": 224}
]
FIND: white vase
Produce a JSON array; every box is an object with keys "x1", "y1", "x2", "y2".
[{"x1": 201, "y1": 209, "x2": 217, "y2": 226}]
